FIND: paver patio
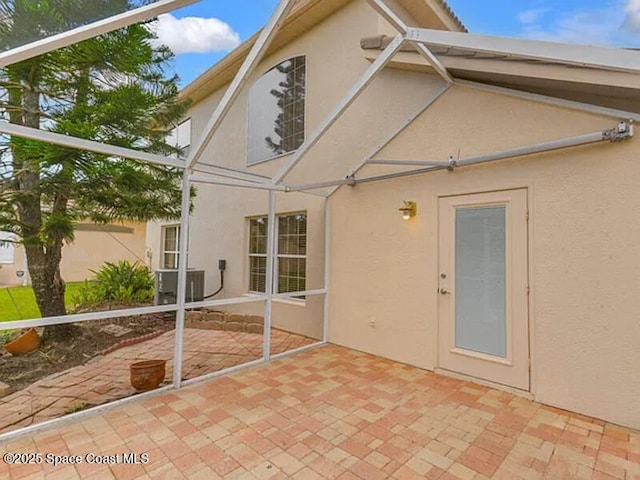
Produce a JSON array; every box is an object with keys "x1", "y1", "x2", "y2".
[
  {"x1": 0, "y1": 345, "x2": 638, "y2": 480},
  {"x1": 0, "y1": 328, "x2": 315, "y2": 435}
]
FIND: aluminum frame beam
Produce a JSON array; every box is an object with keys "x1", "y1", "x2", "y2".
[
  {"x1": 360, "y1": 124, "x2": 633, "y2": 175},
  {"x1": 322, "y1": 198, "x2": 330, "y2": 343},
  {"x1": 455, "y1": 80, "x2": 640, "y2": 122},
  {"x1": 187, "y1": 0, "x2": 298, "y2": 169},
  {"x1": 455, "y1": 128, "x2": 633, "y2": 167},
  {"x1": 365, "y1": 0, "x2": 453, "y2": 84},
  {"x1": 0, "y1": 123, "x2": 272, "y2": 184},
  {"x1": 190, "y1": 173, "x2": 288, "y2": 191},
  {"x1": 326, "y1": 83, "x2": 451, "y2": 195},
  {"x1": 286, "y1": 178, "x2": 354, "y2": 192},
  {"x1": 0, "y1": 0, "x2": 199, "y2": 67},
  {"x1": 286, "y1": 123, "x2": 633, "y2": 192},
  {"x1": 0, "y1": 121, "x2": 185, "y2": 169},
  {"x1": 263, "y1": 191, "x2": 277, "y2": 361},
  {"x1": 273, "y1": 35, "x2": 406, "y2": 184},
  {"x1": 191, "y1": 162, "x2": 272, "y2": 184},
  {"x1": 271, "y1": 288, "x2": 327, "y2": 299},
  {"x1": 0, "y1": 304, "x2": 178, "y2": 331},
  {"x1": 172, "y1": 169, "x2": 192, "y2": 388},
  {"x1": 405, "y1": 28, "x2": 640, "y2": 74},
  {"x1": 367, "y1": 159, "x2": 450, "y2": 167}
]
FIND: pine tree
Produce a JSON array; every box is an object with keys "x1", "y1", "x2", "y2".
[{"x1": 0, "y1": 0, "x2": 191, "y2": 341}]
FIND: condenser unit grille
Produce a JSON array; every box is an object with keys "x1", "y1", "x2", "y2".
[{"x1": 154, "y1": 269, "x2": 205, "y2": 305}]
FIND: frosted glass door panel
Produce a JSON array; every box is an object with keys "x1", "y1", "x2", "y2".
[{"x1": 455, "y1": 206, "x2": 507, "y2": 358}]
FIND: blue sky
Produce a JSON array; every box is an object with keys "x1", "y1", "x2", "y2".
[{"x1": 160, "y1": 0, "x2": 640, "y2": 87}]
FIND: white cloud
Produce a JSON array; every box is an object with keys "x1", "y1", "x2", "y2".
[
  {"x1": 522, "y1": 10, "x2": 621, "y2": 45},
  {"x1": 150, "y1": 14, "x2": 241, "y2": 55},
  {"x1": 517, "y1": 8, "x2": 551, "y2": 25},
  {"x1": 517, "y1": 1, "x2": 640, "y2": 47},
  {"x1": 623, "y1": 0, "x2": 640, "y2": 32}
]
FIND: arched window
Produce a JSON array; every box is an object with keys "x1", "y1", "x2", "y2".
[{"x1": 247, "y1": 56, "x2": 306, "y2": 165}]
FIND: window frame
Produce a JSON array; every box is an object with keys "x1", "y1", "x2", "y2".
[
  {"x1": 247, "y1": 212, "x2": 307, "y2": 297},
  {"x1": 248, "y1": 217, "x2": 269, "y2": 295},
  {"x1": 246, "y1": 55, "x2": 307, "y2": 167},
  {"x1": 161, "y1": 225, "x2": 181, "y2": 270}
]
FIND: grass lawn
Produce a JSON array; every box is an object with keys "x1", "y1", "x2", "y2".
[{"x1": 0, "y1": 283, "x2": 84, "y2": 323}]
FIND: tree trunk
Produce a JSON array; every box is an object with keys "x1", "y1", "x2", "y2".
[
  {"x1": 9, "y1": 70, "x2": 79, "y2": 341},
  {"x1": 25, "y1": 243, "x2": 79, "y2": 342}
]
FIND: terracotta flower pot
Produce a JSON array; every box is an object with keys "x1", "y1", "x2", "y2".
[
  {"x1": 3, "y1": 328, "x2": 41, "y2": 355},
  {"x1": 130, "y1": 359, "x2": 166, "y2": 392}
]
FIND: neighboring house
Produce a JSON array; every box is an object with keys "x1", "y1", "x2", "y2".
[
  {"x1": 148, "y1": 0, "x2": 640, "y2": 430},
  {"x1": 0, "y1": 221, "x2": 148, "y2": 287}
]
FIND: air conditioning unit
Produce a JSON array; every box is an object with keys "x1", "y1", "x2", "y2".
[{"x1": 154, "y1": 269, "x2": 205, "y2": 305}]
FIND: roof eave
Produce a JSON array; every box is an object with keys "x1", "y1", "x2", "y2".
[{"x1": 180, "y1": 0, "x2": 466, "y2": 103}]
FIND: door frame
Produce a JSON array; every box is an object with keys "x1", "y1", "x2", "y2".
[{"x1": 433, "y1": 185, "x2": 535, "y2": 394}]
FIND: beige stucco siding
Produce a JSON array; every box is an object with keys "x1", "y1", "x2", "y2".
[
  {"x1": 157, "y1": 0, "x2": 443, "y2": 339},
  {"x1": 0, "y1": 243, "x2": 26, "y2": 287},
  {"x1": 328, "y1": 84, "x2": 640, "y2": 429},
  {"x1": 147, "y1": 0, "x2": 640, "y2": 429},
  {"x1": 187, "y1": 0, "x2": 442, "y2": 184},
  {"x1": 61, "y1": 221, "x2": 148, "y2": 282},
  {"x1": 0, "y1": 221, "x2": 147, "y2": 287}
]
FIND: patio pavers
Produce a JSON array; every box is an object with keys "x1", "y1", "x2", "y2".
[
  {"x1": 0, "y1": 328, "x2": 315, "y2": 435},
  {"x1": 1, "y1": 345, "x2": 639, "y2": 479}
]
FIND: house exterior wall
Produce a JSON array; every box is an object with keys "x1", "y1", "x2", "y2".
[
  {"x1": 328, "y1": 84, "x2": 640, "y2": 430},
  {"x1": 0, "y1": 221, "x2": 147, "y2": 287},
  {"x1": 151, "y1": 0, "x2": 444, "y2": 339},
  {"x1": 149, "y1": 0, "x2": 640, "y2": 429}
]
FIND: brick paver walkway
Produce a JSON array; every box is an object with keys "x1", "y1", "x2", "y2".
[
  {"x1": 0, "y1": 328, "x2": 314, "y2": 435},
  {"x1": 1, "y1": 345, "x2": 639, "y2": 479}
]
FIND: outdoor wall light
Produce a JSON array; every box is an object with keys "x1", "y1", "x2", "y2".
[{"x1": 399, "y1": 201, "x2": 417, "y2": 220}]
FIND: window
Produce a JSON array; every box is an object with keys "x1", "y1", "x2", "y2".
[
  {"x1": 249, "y1": 213, "x2": 307, "y2": 295},
  {"x1": 162, "y1": 226, "x2": 180, "y2": 269},
  {"x1": 0, "y1": 232, "x2": 15, "y2": 264},
  {"x1": 249, "y1": 218, "x2": 268, "y2": 293},
  {"x1": 247, "y1": 56, "x2": 306, "y2": 165},
  {"x1": 167, "y1": 118, "x2": 192, "y2": 158}
]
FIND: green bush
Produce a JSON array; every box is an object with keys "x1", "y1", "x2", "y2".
[
  {"x1": 0, "y1": 330, "x2": 19, "y2": 345},
  {"x1": 73, "y1": 261, "x2": 154, "y2": 309}
]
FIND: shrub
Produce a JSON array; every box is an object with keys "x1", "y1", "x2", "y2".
[
  {"x1": 73, "y1": 261, "x2": 154, "y2": 309},
  {"x1": 0, "y1": 330, "x2": 19, "y2": 345}
]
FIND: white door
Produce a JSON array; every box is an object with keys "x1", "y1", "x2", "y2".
[{"x1": 438, "y1": 189, "x2": 529, "y2": 391}]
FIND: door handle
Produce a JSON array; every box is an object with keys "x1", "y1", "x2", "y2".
[{"x1": 439, "y1": 288, "x2": 451, "y2": 295}]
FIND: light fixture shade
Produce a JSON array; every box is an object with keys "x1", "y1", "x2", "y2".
[{"x1": 399, "y1": 201, "x2": 417, "y2": 220}]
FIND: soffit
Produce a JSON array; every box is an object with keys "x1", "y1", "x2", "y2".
[{"x1": 363, "y1": 47, "x2": 640, "y2": 114}]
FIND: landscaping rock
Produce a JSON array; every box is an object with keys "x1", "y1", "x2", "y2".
[
  {"x1": 224, "y1": 322, "x2": 244, "y2": 332},
  {"x1": 204, "y1": 311, "x2": 225, "y2": 323},
  {"x1": 184, "y1": 311, "x2": 265, "y2": 333},
  {"x1": 185, "y1": 311, "x2": 203, "y2": 322},
  {"x1": 247, "y1": 315, "x2": 265, "y2": 326},
  {"x1": 225, "y1": 314, "x2": 246, "y2": 324},
  {"x1": 246, "y1": 324, "x2": 264, "y2": 334}
]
